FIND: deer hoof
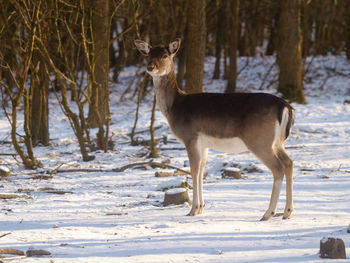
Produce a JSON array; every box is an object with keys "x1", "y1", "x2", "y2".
[
  {"x1": 198, "y1": 203, "x2": 205, "y2": 214},
  {"x1": 260, "y1": 211, "x2": 274, "y2": 221},
  {"x1": 187, "y1": 206, "x2": 201, "y2": 216},
  {"x1": 283, "y1": 208, "x2": 293, "y2": 219},
  {"x1": 187, "y1": 211, "x2": 198, "y2": 216}
]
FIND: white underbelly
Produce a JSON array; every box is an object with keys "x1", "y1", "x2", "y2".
[{"x1": 199, "y1": 133, "x2": 249, "y2": 154}]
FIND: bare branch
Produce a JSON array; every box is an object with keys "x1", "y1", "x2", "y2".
[
  {"x1": 0, "y1": 232, "x2": 11, "y2": 239},
  {"x1": 113, "y1": 161, "x2": 191, "y2": 175}
]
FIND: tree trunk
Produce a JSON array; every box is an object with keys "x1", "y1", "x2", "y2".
[
  {"x1": 149, "y1": 95, "x2": 159, "y2": 158},
  {"x1": 345, "y1": 0, "x2": 350, "y2": 59},
  {"x1": 225, "y1": 0, "x2": 239, "y2": 93},
  {"x1": 185, "y1": 0, "x2": 206, "y2": 94},
  {"x1": 85, "y1": 0, "x2": 111, "y2": 151},
  {"x1": 300, "y1": 1, "x2": 313, "y2": 58},
  {"x1": 88, "y1": 0, "x2": 110, "y2": 127},
  {"x1": 30, "y1": 57, "x2": 49, "y2": 146},
  {"x1": 266, "y1": 7, "x2": 279, "y2": 56},
  {"x1": 277, "y1": 0, "x2": 307, "y2": 104},
  {"x1": 213, "y1": 2, "x2": 226, "y2": 80},
  {"x1": 313, "y1": 0, "x2": 328, "y2": 55},
  {"x1": 176, "y1": 41, "x2": 186, "y2": 90}
]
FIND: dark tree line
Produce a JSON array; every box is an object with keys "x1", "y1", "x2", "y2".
[{"x1": 1, "y1": 0, "x2": 349, "y2": 168}]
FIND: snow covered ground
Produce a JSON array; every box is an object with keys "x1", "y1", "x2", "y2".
[{"x1": 1, "y1": 55, "x2": 350, "y2": 262}]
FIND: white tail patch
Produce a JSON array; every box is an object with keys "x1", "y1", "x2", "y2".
[{"x1": 273, "y1": 107, "x2": 290, "y2": 153}]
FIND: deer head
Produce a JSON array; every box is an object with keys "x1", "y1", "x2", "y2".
[{"x1": 134, "y1": 39, "x2": 181, "y2": 77}]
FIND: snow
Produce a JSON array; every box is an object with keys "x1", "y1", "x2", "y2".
[
  {"x1": 165, "y1": 188, "x2": 187, "y2": 195},
  {"x1": 320, "y1": 237, "x2": 329, "y2": 244},
  {"x1": 156, "y1": 177, "x2": 189, "y2": 191},
  {"x1": 223, "y1": 167, "x2": 241, "y2": 173},
  {"x1": 1, "y1": 54, "x2": 350, "y2": 262},
  {"x1": 0, "y1": 165, "x2": 10, "y2": 173}
]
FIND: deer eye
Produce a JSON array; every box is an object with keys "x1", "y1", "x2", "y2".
[{"x1": 162, "y1": 54, "x2": 168, "y2": 59}]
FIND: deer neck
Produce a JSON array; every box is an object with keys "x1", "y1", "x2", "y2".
[{"x1": 152, "y1": 67, "x2": 183, "y2": 118}]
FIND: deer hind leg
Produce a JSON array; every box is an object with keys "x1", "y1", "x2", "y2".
[
  {"x1": 186, "y1": 141, "x2": 205, "y2": 216},
  {"x1": 277, "y1": 148, "x2": 294, "y2": 219},
  {"x1": 254, "y1": 149, "x2": 285, "y2": 221}
]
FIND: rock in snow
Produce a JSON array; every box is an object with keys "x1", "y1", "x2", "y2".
[
  {"x1": 320, "y1": 237, "x2": 346, "y2": 259},
  {"x1": 222, "y1": 167, "x2": 241, "y2": 179},
  {"x1": 163, "y1": 188, "x2": 190, "y2": 206},
  {"x1": 0, "y1": 166, "x2": 10, "y2": 177}
]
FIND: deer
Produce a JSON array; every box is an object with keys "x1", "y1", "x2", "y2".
[{"x1": 134, "y1": 38, "x2": 295, "y2": 221}]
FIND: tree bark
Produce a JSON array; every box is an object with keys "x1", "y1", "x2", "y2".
[
  {"x1": 300, "y1": 1, "x2": 313, "y2": 58},
  {"x1": 345, "y1": 0, "x2": 350, "y2": 59},
  {"x1": 185, "y1": 0, "x2": 206, "y2": 94},
  {"x1": 176, "y1": 42, "x2": 186, "y2": 90},
  {"x1": 88, "y1": 0, "x2": 110, "y2": 126},
  {"x1": 277, "y1": 0, "x2": 307, "y2": 104},
  {"x1": 225, "y1": 0, "x2": 239, "y2": 93},
  {"x1": 213, "y1": 1, "x2": 226, "y2": 80},
  {"x1": 149, "y1": 95, "x2": 159, "y2": 158},
  {"x1": 30, "y1": 57, "x2": 49, "y2": 146}
]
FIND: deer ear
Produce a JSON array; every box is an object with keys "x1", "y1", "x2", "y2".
[
  {"x1": 169, "y1": 38, "x2": 181, "y2": 55},
  {"x1": 134, "y1": 40, "x2": 151, "y2": 56}
]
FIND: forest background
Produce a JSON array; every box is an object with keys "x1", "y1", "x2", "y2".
[{"x1": 0, "y1": 0, "x2": 350, "y2": 168}]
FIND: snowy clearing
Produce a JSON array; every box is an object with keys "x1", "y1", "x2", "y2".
[{"x1": 1, "y1": 55, "x2": 350, "y2": 262}]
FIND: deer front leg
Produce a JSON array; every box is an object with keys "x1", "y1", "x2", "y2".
[
  {"x1": 198, "y1": 148, "x2": 208, "y2": 214},
  {"x1": 186, "y1": 142, "x2": 202, "y2": 216}
]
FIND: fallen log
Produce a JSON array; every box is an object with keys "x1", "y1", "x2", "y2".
[
  {"x1": 113, "y1": 161, "x2": 191, "y2": 175},
  {"x1": 22, "y1": 161, "x2": 192, "y2": 177},
  {"x1": 0, "y1": 193, "x2": 28, "y2": 199},
  {"x1": 0, "y1": 248, "x2": 25, "y2": 256}
]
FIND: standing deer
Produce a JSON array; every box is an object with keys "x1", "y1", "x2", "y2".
[{"x1": 135, "y1": 39, "x2": 295, "y2": 221}]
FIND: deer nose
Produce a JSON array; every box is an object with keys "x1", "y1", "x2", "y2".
[{"x1": 147, "y1": 63, "x2": 155, "y2": 72}]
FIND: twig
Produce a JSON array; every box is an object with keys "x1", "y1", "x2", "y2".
[
  {"x1": 21, "y1": 162, "x2": 192, "y2": 176},
  {"x1": 120, "y1": 65, "x2": 142, "y2": 101},
  {"x1": 50, "y1": 163, "x2": 64, "y2": 175},
  {"x1": 113, "y1": 161, "x2": 191, "y2": 175},
  {"x1": 130, "y1": 72, "x2": 148, "y2": 144},
  {"x1": 237, "y1": 57, "x2": 250, "y2": 77},
  {"x1": 325, "y1": 66, "x2": 350, "y2": 78},
  {"x1": 0, "y1": 141, "x2": 12, "y2": 144},
  {"x1": 258, "y1": 61, "x2": 276, "y2": 90},
  {"x1": 319, "y1": 71, "x2": 332, "y2": 90},
  {"x1": 326, "y1": 164, "x2": 343, "y2": 177},
  {"x1": 160, "y1": 147, "x2": 186, "y2": 151},
  {"x1": 56, "y1": 168, "x2": 108, "y2": 173},
  {"x1": 127, "y1": 125, "x2": 162, "y2": 136},
  {"x1": 303, "y1": 54, "x2": 316, "y2": 77},
  {"x1": 0, "y1": 232, "x2": 11, "y2": 239}
]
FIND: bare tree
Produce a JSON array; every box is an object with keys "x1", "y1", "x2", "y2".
[
  {"x1": 277, "y1": 0, "x2": 307, "y2": 103},
  {"x1": 185, "y1": 0, "x2": 206, "y2": 93},
  {"x1": 225, "y1": 0, "x2": 239, "y2": 93},
  {"x1": 83, "y1": 0, "x2": 111, "y2": 151},
  {"x1": 30, "y1": 31, "x2": 49, "y2": 146},
  {"x1": 0, "y1": 0, "x2": 42, "y2": 168},
  {"x1": 87, "y1": 0, "x2": 110, "y2": 127},
  {"x1": 345, "y1": 0, "x2": 350, "y2": 59}
]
